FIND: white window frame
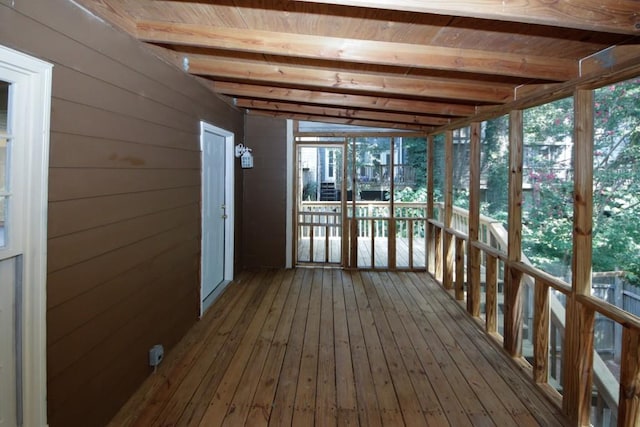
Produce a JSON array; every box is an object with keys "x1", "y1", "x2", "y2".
[{"x1": 0, "y1": 44, "x2": 52, "y2": 427}]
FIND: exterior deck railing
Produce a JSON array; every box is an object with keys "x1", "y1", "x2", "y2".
[
  {"x1": 297, "y1": 201, "x2": 427, "y2": 268},
  {"x1": 431, "y1": 202, "x2": 640, "y2": 426}
]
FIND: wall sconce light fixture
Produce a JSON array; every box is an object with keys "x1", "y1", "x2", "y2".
[{"x1": 235, "y1": 143, "x2": 254, "y2": 169}]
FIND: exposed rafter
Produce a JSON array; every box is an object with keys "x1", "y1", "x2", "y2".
[
  {"x1": 247, "y1": 109, "x2": 431, "y2": 132},
  {"x1": 76, "y1": 0, "x2": 640, "y2": 130},
  {"x1": 293, "y1": 0, "x2": 640, "y2": 35},
  {"x1": 136, "y1": 20, "x2": 577, "y2": 81},
  {"x1": 182, "y1": 53, "x2": 514, "y2": 103},
  {"x1": 208, "y1": 82, "x2": 476, "y2": 117},
  {"x1": 234, "y1": 98, "x2": 451, "y2": 126}
]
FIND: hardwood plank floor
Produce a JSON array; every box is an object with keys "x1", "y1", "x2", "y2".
[{"x1": 109, "y1": 269, "x2": 568, "y2": 427}]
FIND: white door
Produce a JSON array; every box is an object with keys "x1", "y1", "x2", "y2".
[
  {"x1": 200, "y1": 123, "x2": 234, "y2": 314},
  {"x1": 0, "y1": 46, "x2": 51, "y2": 427}
]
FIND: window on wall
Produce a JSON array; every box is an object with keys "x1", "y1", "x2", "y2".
[{"x1": 0, "y1": 81, "x2": 8, "y2": 248}]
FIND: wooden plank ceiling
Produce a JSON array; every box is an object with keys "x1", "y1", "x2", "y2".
[{"x1": 78, "y1": 0, "x2": 640, "y2": 132}]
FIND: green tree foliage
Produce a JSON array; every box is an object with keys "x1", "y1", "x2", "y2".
[
  {"x1": 520, "y1": 79, "x2": 640, "y2": 282},
  {"x1": 592, "y1": 78, "x2": 640, "y2": 283},
  {"x1": 402, "y1": 137, "x2": 427, "y2": 189},
  {"x1": 522, "y1": 97, "x2": 574, "y2": 275},
  {"x1": 481, "y1": 116, "x2": 509, "y2": 222}
]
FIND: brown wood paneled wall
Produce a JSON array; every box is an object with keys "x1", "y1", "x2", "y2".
[
  {"x1": 0, "y1": 1, "x2": 243, "y2": 426},
  {"x1": 242, "y1": 115, "x2": 288, "y2": 269}
]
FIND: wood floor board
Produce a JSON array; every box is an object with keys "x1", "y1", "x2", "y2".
[
  {"x1": 406, "y1": 272, "x2": 566, "y2": 427},
  {"x1": 360, "y1": 271, "x2": 430, "y2": 427},
  {"x1": 197, "y1": 269, "x2": 289, "y2": 426},
  {"x1": 350, "y1": 271, "x2": 406, "y2": 425},
  {"x1": 244, "y1": 268, "x2": 305, "y2": 426},
  {"x1": 315, "y1": 269, "x2": 338, "y2": 426},
  {"x1": 172, "y1": 270, "x2": 276, "y2": 426},
  {"x1": 384, "y1": 272, "x2": 473, "y2": 426},
  {"x1": 406, "y1": 273, "x2": 542, "y2": 427},
  {"x1": 268, "y1": 268, "x2": 313, "y2": 426},
  {"x1": 373, "y1": 272, "x2": 453, "y2": 426},
  {"x1": 292, "y1": 268, "x2": 323, "y2": 426},
  {"x1": 391, "y1": 271, "x2": 497, "y2": 426},
  {"x1": 331, "y1": 269, "x2": 360, "y2": 427},
  {"x1": 109, "y1": 268, "x2": 569, "y2": 427},
  {"x1": 219, "y1": 269, "x2": 296, "y2": 426},
  {"x1": 341, "y1": 270, "x2": 384, "y2": 427}
]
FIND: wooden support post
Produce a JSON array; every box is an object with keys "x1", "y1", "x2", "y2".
[
  {"x1": 485, "y1": 254, "x2": 498, "y2": 334},
  {"x1": 443, "y1": 130, "x2": 454, "y2": 289},
  {"x1": 618, "y1": 327, "x2": 640, "y2": 426},
  {"x1": 467, "y1": 122, "x2": 481, "y2": 316},
  {"x1": 427, "y1": 135, "x2": 435, "y2": 274},
  {"x1": 388, "y1": 137, "x2": 396, "y2": 269},
  {"x1": 533, "y1": 278, "x2": 550, "y2": 384},
  {"x1": 350, "y1": 138, "x2": 358, "y2": 268},
  {"x1": 455, "y1": 237, "x2": 465, "y2": 301},
  {"x1": 504, "y1": 110, "x2": 524, "y2": 357},
  {"x1": 563, "y1": 88, "x2": 595, "y2": 426},
  {"x1": 341, "y1": 139, "x2": 349, "y2": 267}
]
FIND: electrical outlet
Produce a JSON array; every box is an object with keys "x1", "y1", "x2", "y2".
[{"x1": 149, "y1": 344, "x2": 164, "y2": 367}]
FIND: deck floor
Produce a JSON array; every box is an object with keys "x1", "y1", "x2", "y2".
[{"x1": 109, "y1": 269, "x2": 567, "y2": 427}]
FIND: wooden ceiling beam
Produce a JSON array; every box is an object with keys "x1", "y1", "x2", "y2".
[
  {"x1": 182, "y1": 53, "x2": 514, "y2": 103},
  {"x1": 208, "y1": 81, "x2": 476, "y2": 117},
  {"x1": 234, "y1": 98, "x2": 451, "y2": 126},
  {"x1": 580, "y1": 44, "x2": 640, "y2": 77},
  {"x1": 293, "y1": 0, "x2": 640, "y2": 35},
  {"x1": 247, "y1": 110, "x2": 431, "y2": 132},
  {"x1": 136, "y1": 20, "x2": 577, "y2": 81}
]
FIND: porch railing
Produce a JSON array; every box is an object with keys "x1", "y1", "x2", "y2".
[
  {"x1": 431, "y1": 203, "x2": 640, "y2": 426},
  {"x1": 298, "y1": 201, "x2": 427, "y2": 268}
]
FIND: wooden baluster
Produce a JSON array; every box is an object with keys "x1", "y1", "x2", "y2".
[
  {"x1": 550, "y1": 324, "x2": 557, "y2": 381},
  {"x1": 408, "y1": 220, "x2": 414, "y2": 269},
  {"x1": 533, "y1": 278, "x2": 550, "y2": 384},
  {"x1": 434, "y1": 226, "x2": 443, "y2": 282},
  {"x1": 485, "y1": 254, "x2": 498, "y2": 334},
  {"x1": 310, "y1": 217, "x2": 315, "y2": 263},
  {"x1": 350, "y1": 218, "x2": 358, "y2": 268},
  {"x1": 455, "y1": 237, "x2": 465, "y2": 301},
  {"x1": 618, "y1": 327, "x2": 640, "y2": 427},
  {"x1": 370, "y1": 218, "x2": 375, "y2": 268},
  {"x1": 325, "y1": 224, "x2": 330, "y2": 263},
  {"x1": 443, "y1": 231, "x2": 454, "y2": 289}
]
